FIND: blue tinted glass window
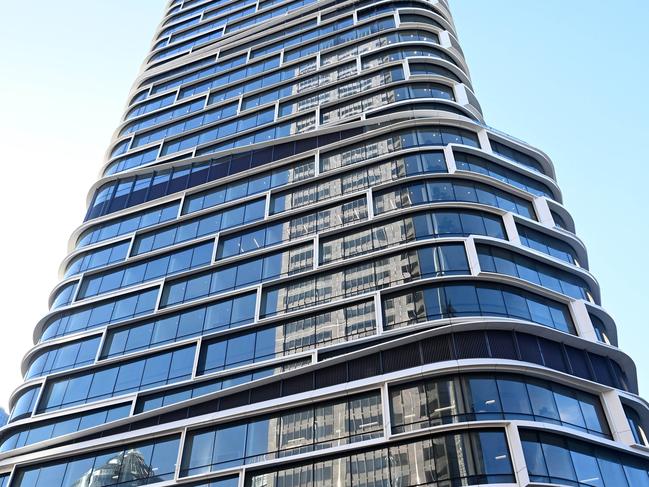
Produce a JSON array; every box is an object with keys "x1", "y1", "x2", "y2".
[
  {"x1": 476, "y1": 244, "x2": 593, "y2": 302},
  {"x1": 135, "y1": 358, "x2": 309, "y2": 414},
  {"x1": 455, "y1": 151, "x2": 553, "y2": 198},
  {"x1": 262, "y1": 243, "x2": 468, "y2": 317},
  {"x1": 490, "y1": 139, "x2": 545, "y2": 174},
  {"x1": 625, "y1": 405, "x2": 649, "y2": 446},
  {"x1": 8, "y1": 386, "x2": 40, "y2": 423},
  {"x1": 50, "y1": 281, "x2": 79, "y2": 310},
  {"x1": 521, "y1": 430, "x2": 649, "y2": 486},
  {"x1": 0, "y1": 403, "x2": 130, "y2": 453},
  {"x1": 134, "y1": 199, "x2": 264, "y2": 256},
  {"x1": 517, "y1": 224, "x2": 578, "y2": 265},
  {"x1": 125, "y1": 93, "x2": 176, "y2": 120},
  {"x1": 382, "y1": 281, "x2": 574, "y2": 333},
  {"x1": 14, "y1": 436, "x2": 180, "y2": 487},
  {"x1": 25, "y1": 336, "x2": 101, "y2": 380},
  {"x1": 392, "y1": 373, "x2": 608, "y2": 439},
  {"x1": 105, "y1": 146, "x2": 159, "y2": 176},
  {"x1": 78, "y1": 202, "x2": 179, "y2": 248},
  {"x1": 374, "y1": 178, "x2": 534, "y2": 219},
  {"x1": 244, "y1": 428, "x2": 512, "y2": 486},
  {"x1": 39, "y1": 345, "x2": 195, "y2": 413},
  {"x1": 161, "y1": 245, "x2": 313, "y2": 308},
  {"x1": 78, "y1": 241, "x2": 212, "y2": 300},
  {"x1": 65, "y1": 241, "x2": 130, "y2": 278},
  {"x1": 181, "y1": 391, "x2": 382, "y2": 476}
]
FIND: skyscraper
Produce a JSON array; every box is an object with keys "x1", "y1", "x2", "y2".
[{"x1": 1, "y1": 0, "x2": 648, "y2": 485}]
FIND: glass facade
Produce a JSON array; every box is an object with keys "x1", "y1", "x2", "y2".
[
  {"x1": 181, "y1": 391, "x2": 383, "y2": 476},
  {"x1": 521, "y1": 430, "x2": 649, "y2": 486},
  {"x1": 245, "y1": 429, "x2": 514, "y2": 487},
  {"x1": 2, "y1": 1, "x2": 646, "y2": 486},
  {"x1": 390, "y1": 373, "x2": 609, "y2": 437},
  {"x1": 13, "y1": 436, "x2": 180, "y2": 487}
]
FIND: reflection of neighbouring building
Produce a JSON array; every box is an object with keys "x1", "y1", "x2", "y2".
[{"x1": 71, "y1": 449, "x2": 161, "y2": 487}]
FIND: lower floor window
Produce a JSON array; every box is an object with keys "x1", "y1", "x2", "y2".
[
  {"x1": 521, "y1": 429, "x2": 649, "y2": 486},
  {"x1": 245, "y1": 428, "x2": 514, "y2": 486}
]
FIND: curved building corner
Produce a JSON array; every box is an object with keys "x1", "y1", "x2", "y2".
[{"x1": 0, "y1": 1, "x2": 648, "y2": 486}]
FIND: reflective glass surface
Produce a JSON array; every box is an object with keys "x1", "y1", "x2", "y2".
[
  {"x1": 518, "y1": 223, "x2": 579, "y2": 265},
  {"x1": 279, "y1": 66, "x2": 406, "y2": 118},
  {"x1": 245, "y1": 429, "x2": 514, "y2": 486},
  {"x1": 390, "y1": 372, "x2": 609, "y2": 437},
  {"x1": 181, "y1": 391, "x2": 383, "y2": 476},
  {"x1": 321, "y1": 81, "x2": 457, "y2": 124},
  {"x1": 188, "y1": 477, "x2": 239, "y2": 487},
  {"x1": 374, "y1": 178, "x2": 536, "y2": 219},
  {"x1": 65, "y1": 240, "x2": 130, "y2": 278},
  {"x1": 477, "y1": 244, "x2": 594, "y2": 302},
  {"x1": 102, "y1": 292, "x2": 256, "y2": 358},
  {"x1": 218, "y1": 197, "x2": 368, "y2": 259},
  {"x1": 41, "y1": 288, "x2": 159, "y2": 342},
  {"x1": 261, "y1": 243, "x2": 469, "y2": 316},
  {"x1": 0, "y1": 403, "x2": 131, "y2": 453},
  {"x1": 77, "y1": 241, "x2": 213, "y2": 300},
  {"x1": 590, "y1": 314, "x2": 612, "y2": 345},
  {"x1": 521, "y1": 430, "x2": 649, "y2": 487},
  {"x1": 320, "y1": 209, "x2": 505, "y2": 263},
  {"x1": 78, "y1": 202, "x2": 179, "y2": 248},
  {"x1": 382, "y1": 280, "x2": 574, "y2": 333},
  {"x1": 197, "y1": 300, "x2": 375, "y2": 375},
  {"x1": 184, "y1": 159, "x2": 314, "y2": 214},
  {"x1": 135, "y1": 358, "x2": 310, "y2": 414},
  {"x1": 162, "y1": 244, "x2": 315, "y2": 308},
  {"x1": 50, "y1": 281, "x2": 79, "y2": 310},
  {"x1": 320, "y1": 126, "x2": 479, "y2": 172},
  {"x1": 38, "y1": 345, "x2": 195, "y2": 413},
  {"x1": 271, "y1": 150, "x2": 447, "y2": 214},
  {"x1": 454, "y1": 150, "x2": 554, "y2": 198},
  {"x1": 490, "y1": 139, "x2": 544, "y2": 173},
  {"x1": 13, "y1": 436, "x2": 180, "y2": 487},
  {"x1": 363, "y1": 45, "x2": 454, "y2": 69},
  {"x1": 8, "y1": 386, "x2": 41, "y2": 423},
  {"x1": 133, "y1": 198, "x2": 265, "y2": 255},
  {"x1": 625, "y1": 405, "x2": 649, "y2": 447},
  {"x1": 25, "y1": 336, "x2": 101, "y2": 380}
]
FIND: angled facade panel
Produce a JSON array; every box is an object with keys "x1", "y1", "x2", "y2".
[{"x1": 1, "y1": 1, "x2": 648, "y2": 486}]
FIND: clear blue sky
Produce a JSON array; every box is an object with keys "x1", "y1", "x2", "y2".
[{"x1": 0, "y1": 0, "x2": 646, "y2": 408}]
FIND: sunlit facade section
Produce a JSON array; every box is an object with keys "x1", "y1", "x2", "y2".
[{"x1": 1, "y1": 0, "x2": 648, "y2": 486}]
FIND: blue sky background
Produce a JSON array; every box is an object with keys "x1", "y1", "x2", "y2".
[{"x1": 0, "y1": 0, "x2": 646, "y2": 408}]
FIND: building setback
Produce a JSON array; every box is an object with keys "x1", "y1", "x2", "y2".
[{"x1": 1, "y1": 0, "x2": 648, "y2": 486}]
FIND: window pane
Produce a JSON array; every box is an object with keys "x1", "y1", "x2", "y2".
[
  {"x1": 466, "y1": 377, "x2": 502, "y2": 420},
  {"x1": 205, "y1": 426, "x2": 245, "y2": 471},
  {"x1": 568, "y1": 440, "x2": 604, "y2": 487},
  {"x1": 474, "y1": 431, "x2": 513, "y2": 476},
  {"x1": 527, "y1": 382, "x2": 560, "y2": 422},
  {"x1": 540, "y1": 434, "x2": 576, "y2": 482},
  {"x1": 497, "y1": 377, "x2": 532, "y2": 418}
]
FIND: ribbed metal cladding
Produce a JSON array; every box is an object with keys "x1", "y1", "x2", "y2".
[{"x1": 1, "y1": 1, "x2": 648, "y2": 486}]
